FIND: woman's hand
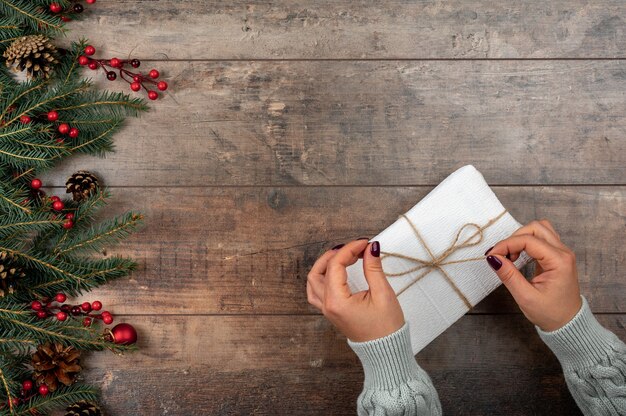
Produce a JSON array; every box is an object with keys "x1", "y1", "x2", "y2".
[
  {"x1": 486, "y1": 220, "x2": 582, "y2": 332},
  {"x1": 307, "y1": 239, "x2": 405, "y2": 342}
]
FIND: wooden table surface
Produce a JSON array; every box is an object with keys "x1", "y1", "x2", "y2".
[{"x1": 48, "y1": 2, "x2": 626, "y2": 415}]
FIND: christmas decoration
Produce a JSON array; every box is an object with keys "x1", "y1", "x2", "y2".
[
  {"x1": 0, "y1": 1, "x2": 163, "y2": 414},
  {"x1": 32, "y1": 343, "x2": 82, "y2": 392},
  {"x1": 106, "y1": 322, "x2": 138, "y2": 345},
  {"x1": 3, "y1": 35, "x2": 59, "y2": 79},
  {"x1": 66, "y1": 171, "x2": 99, "y2": 202},
  {"x1": 65, "y1": 401, "x2": 102, "y2": 416}
]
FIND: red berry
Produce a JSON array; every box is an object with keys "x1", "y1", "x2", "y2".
[
  {"x1": 84, "y1": 45, "x2": 96, "y2": 56},
  {"x1": 58, "y1": 123, "x2": 70, "y2": 135},
  {"x1": 65, "y1": 212, "x2": 75, "y2": 220},
  {"x1": 83, "y1": 317, "x2": 92, "y2": 326},
  {"x1": 49, "y1": 3, "x2": 62, "y2": 13},
  {"x1": 69, "y1": 127, "x2": 79, "y2": 138},
  {"x1": 52, "y1": 200, "x2": 64, "y2": 211},
  {"x1": 149, "y1": 69, "x2": 160, "y2": 79},
  {"x1": 81, "y1": 301, "x2": 92, "y2": 312},
  {"x1": 91, "y1": 301, "x2": 102, "y2": 311},
  {"x1": 47, "y1": 110, "x2": 58, "y2": 121},
  {"x1": 133, "y1": 75, "x2": 141, "y2": 82},
  {"x1": 107, "y1": 71, "x2": 117, "y2": 81},
  {"x1": 86, "y1": 0, "x2": 96, "y2": 4},
  {"x1": 38, "y1": 384, "x2": 49, "y2": 396},
  {"x1": 147, "y1": 91, "x2": 159, "y2": 100},
  {"x1": 20, "y1": 115, "x2": 31, "y2": 123},
  {"x1": 30, "y1": 178, "x2": 42, "y2": 189},
  {"x1": 9, "y1": 397, "x2": 19, "y2": 406},
  {"x1": 50, "y1": 195, "x2": 60, "y2": 202},
  {"x1": 130, "y1": 59, "x2": 140, "y2": 68},
  {"x1": 56, "y1": 138, "x2": 64, "y2": 144},
  {"x1": 56, "y1": 311, "x2": 67, "y2": 321},
  {"x1": 22, "y1": 380, "x2": 33, "y2": 391},
  {"x1": 71, "y1": 305, "x2": 82, "y2": 315},
  {"x1": 88, "y1": 61, "x2": 98, "y2": 70},
  {"x1": 31, "y1": 300, "x2": 43, "y2": 311},
  {"x1": 110, "y1": 57, "x2": 122, "y2": 68},
  {"x1": 36, "y1": 310, "x2": 48, "y2": 319},
  {"x1": 102, "y1": 314, "x2": 113, "y2": 325},
  {"x1": 157, "y1": 81, "x2": 168, "y2": 91},
  {"x1": 78, "y1": 55, "x2": 90, "y2": 65},
  {"x1": 62, "y1": 219, "x2": 74, "y2": 229},
  {"x1": 61, "y1": 16, "x2": 71, "y2": 22},
  {"x1": 101, "y1": 311, "x2": 111, "y2": 317},
  {"x1": 130, "y1": 82, "x2": 141, "y2": 92},
  {"x1": 55, "y1": 293, "x2": 67, "y2": 303}
]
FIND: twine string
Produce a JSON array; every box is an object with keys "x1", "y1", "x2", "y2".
[{"x1": 381, "y1": 210, "x2": 508, "y2": 309}]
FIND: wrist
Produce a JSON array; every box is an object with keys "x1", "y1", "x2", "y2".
[{"x1": 348, "y1": 323, "x2": 421, "y2": 390}]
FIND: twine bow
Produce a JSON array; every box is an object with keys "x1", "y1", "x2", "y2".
[{"x1": 381, "y1": 210, "x2": 508, "y2": 309}]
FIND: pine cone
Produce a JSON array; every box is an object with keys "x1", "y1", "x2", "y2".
[
  {"x1": 0, "y1": 251, "x2": 25, "y2": 297},
  {"x1": 3, "y1": 35, "x2": 59, "y2": 79},
  {"x1": 65, "y1": 401, "x2": 102, "y2": 416},
  {"x1": 32, "y1": 343, "x2": 81, "y2": 392},
  {"x1": 66, "y1": 171, "x2": 99, "y2": 202}
]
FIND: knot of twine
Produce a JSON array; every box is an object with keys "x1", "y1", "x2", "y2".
[{"x1": 381, "y1": 210, "x2": 508, "y2": 309}]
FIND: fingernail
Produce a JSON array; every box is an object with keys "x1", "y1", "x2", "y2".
[
  {"x1": 371, "y1": 241, "x2": 380, "y2": 257},
  {"x1": 356, "y1": 237, "x2": 370, "y2": 241},
  {"x1": 486, "y1": 255, "x2": 502, "y2": 271},
  {"x1": 505, "y1": 252, "x2": 511, "y2": 260},
  {"x1": 332, "y1": 244, "x2": 345, "y2": 250},
  {"x1": 484, "y1": 246, "x2": 494, "y2": 256}
]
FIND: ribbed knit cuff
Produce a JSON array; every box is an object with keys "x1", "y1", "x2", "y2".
[
  {"x1": 348, "y1": 324, "x2": 421, "y2": 391},
  {"x1": 537, "y1": 296, "x2": 619, "y2": 370}
]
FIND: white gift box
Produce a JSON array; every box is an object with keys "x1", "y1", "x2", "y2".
[{"x1": 346, "y1": 165, "x2": 531, "y2": 354}]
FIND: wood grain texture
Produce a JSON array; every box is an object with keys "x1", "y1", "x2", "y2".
[
  {"x1": 65, "y1": 1, "x2": 626, "y2": 59},
  {"x1": 83, "y1": 314, "x2": 626, "y2": 415},
  {"x1": 62, "y1": 186, "x2": 625, "y2": 314},
  {"x1": 47, "y1": 60, "x2": 626, "y2": 186}
]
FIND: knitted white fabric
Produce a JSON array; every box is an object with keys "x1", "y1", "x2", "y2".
[{"x1": 346, "y1": 165, "x2": 530, "y2": 354}]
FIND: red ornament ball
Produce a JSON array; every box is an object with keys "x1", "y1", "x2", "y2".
[
  {"x1": 47, "y1": 110, "x2": 59, "y2": 122},
  {"x1": 56, "y1": 311, "x2": 67, "y2": 321},
  {"x1": 38, "y1": 384, "x2": 49, "y2": 396},
  {"x1": 49, "y1": 3, "x2": 62, "y2": 13},
  {"x1": 55, "y1": 293, "x2": 67, "y2": 303},
  {"x1": 88, "y1": 61, "x2": 98, "y2": 70},
  {"x1": 52, "y1": 200, "x2": 64, "y2": 211},
  {"x1": 36, "y1": 310, "x2": 48, "y2": 319},
  {"x1": 20, "y1": 115, "x2": 31, "y2": 123},
  {"x1": 147, "y1": 91, "x2": 159, "y2": 100},
  {"x1": 84, "y1": 45, "x2": 96, "y2": 56},
  {"x1": 30, "y1": 178, "x2": 42, "y2": 189},
  {"x1": 110, "y1": 323, "x2": 138, "y2": 345},
  {"x1": 149, "y1": 69, "x2": 160, "y2": 79},
  {"x1": 91, "y1": 300, "x2": 102, "y2": 311},
  {"x1": 58, "y1": 123, "x2": 70, "y2": 135},
  {"x1": 78, "y1": 55, "x2": 90, "y2": 65},
  {"x1": 62, "y1": 219, "x2": 74, "y2": 229},
  {"x1": 130, "y1": 82, "x2": 141, "y2": 92},
  {"x1": 69, "y1": 127, "x2": 79, "y2": 138},
  {"x1": 102, "y1": 314, "x2": 113, "y2": 325},
  {"x1": 110, "y1": 57, "x2": 122, "y2": 68},
  {"x1": 81, "y1": 301, "x2": 91, "y2": 312},
  {"x1": 22, "y1": 380, "x2": 33, "y2": 391},
  {"x1": 31, "y1": 300, "x2": 43, "y2": 311},
  {"x1": 157, "y1": 81, "x2": 168, "y2": 91}
]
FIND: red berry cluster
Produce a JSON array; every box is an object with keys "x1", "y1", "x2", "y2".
[
  {"x1": 78, "y1": 45, "x2": 168, "y2": 100},
  {"x1": 49, "y1": 0, "x2": 96, "y2": 22},
  {"x1": 29, "y1": 178, "x2": 75, "y2": 229},
  {"x1": 3, "y1": 379, "x2": 49, "y2": 411},
  {"x1": 31, "y1": 293, "x2": 114, "y2": 326},
  {"x1": 41, "y1": 110, "x2": 80, "y2": 143}
]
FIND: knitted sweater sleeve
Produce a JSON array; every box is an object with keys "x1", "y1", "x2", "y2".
[
  {"x1": 348, "y1": 324, "x2": 442, "y2": 416},
  {"x1": 537, "y1": 296, "x2": 626, "y2": 415}
]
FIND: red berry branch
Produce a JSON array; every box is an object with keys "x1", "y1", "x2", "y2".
[
  {"x1": 78, "y1": 45, "x2": 168, "y2": 100},
  {"x1": 28, "y1": 178, "x2": 75, "y2": 229},
  {"x1": 31, "y1": 293, "x2": 114, "y2": 325},
  {"x1": 49, "y1": 0, "x2": 96, "y2": 22}
]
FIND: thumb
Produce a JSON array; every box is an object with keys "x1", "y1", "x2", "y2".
[
  {"x1": 486, "y1": 254, "x2": 536, "y2": 307},
  {"x1": 363, "y1": 241, "x2": 394, "y2": 295}
]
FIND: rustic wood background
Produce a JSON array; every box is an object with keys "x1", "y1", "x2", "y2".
[{"x1": 45, "y1": 2, "x2": 626, "y2": 415}]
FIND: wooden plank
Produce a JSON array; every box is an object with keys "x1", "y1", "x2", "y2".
[
  {"x1": 84, "y1": 314, "x2": 626, "y2": 415},
  {"x1": 66, "y1": 1, "x2": 626, "y2": 59},
  {"x1": 59, "y1": 186, "x2": 625, "y2": 314},
  {"x1": 47, "y1": 60, "x2": 626, "y2": 186}
]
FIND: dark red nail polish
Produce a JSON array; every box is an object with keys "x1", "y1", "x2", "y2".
[
  {"x1": 332, "y1": 244, "x2": 345, "y2": 250},
  {"x1": 484, "y1": 246, "x2": 494, "y2": 256},
  {"x1": 486, "y1": 255, "x2": 502, "y2": 271},
  {"x1": 356, "y1": 237, "x2": 370, "y2": 241},
  {"x1": 371, "y1": 241, "x2": 380, "y2": 257}
]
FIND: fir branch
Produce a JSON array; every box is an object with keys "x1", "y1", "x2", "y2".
[
  {"x1": 0, "y1": 0, "x2": 65, "y2": 36},
  {"x1": 11, "y1": 384, "x2": 99, "y2": 416}
]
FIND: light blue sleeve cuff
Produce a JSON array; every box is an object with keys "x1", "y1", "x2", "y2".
[
  {"x1": 537, "y1": 296, "x2": 623, "y2": 370},
  {"x1": 347, "y1": 324, "x2": 422, "y2": 391}
]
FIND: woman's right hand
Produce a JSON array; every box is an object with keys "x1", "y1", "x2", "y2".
[{"x1": 485, "y1": 220, "x2": 582, "y2": 332}]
